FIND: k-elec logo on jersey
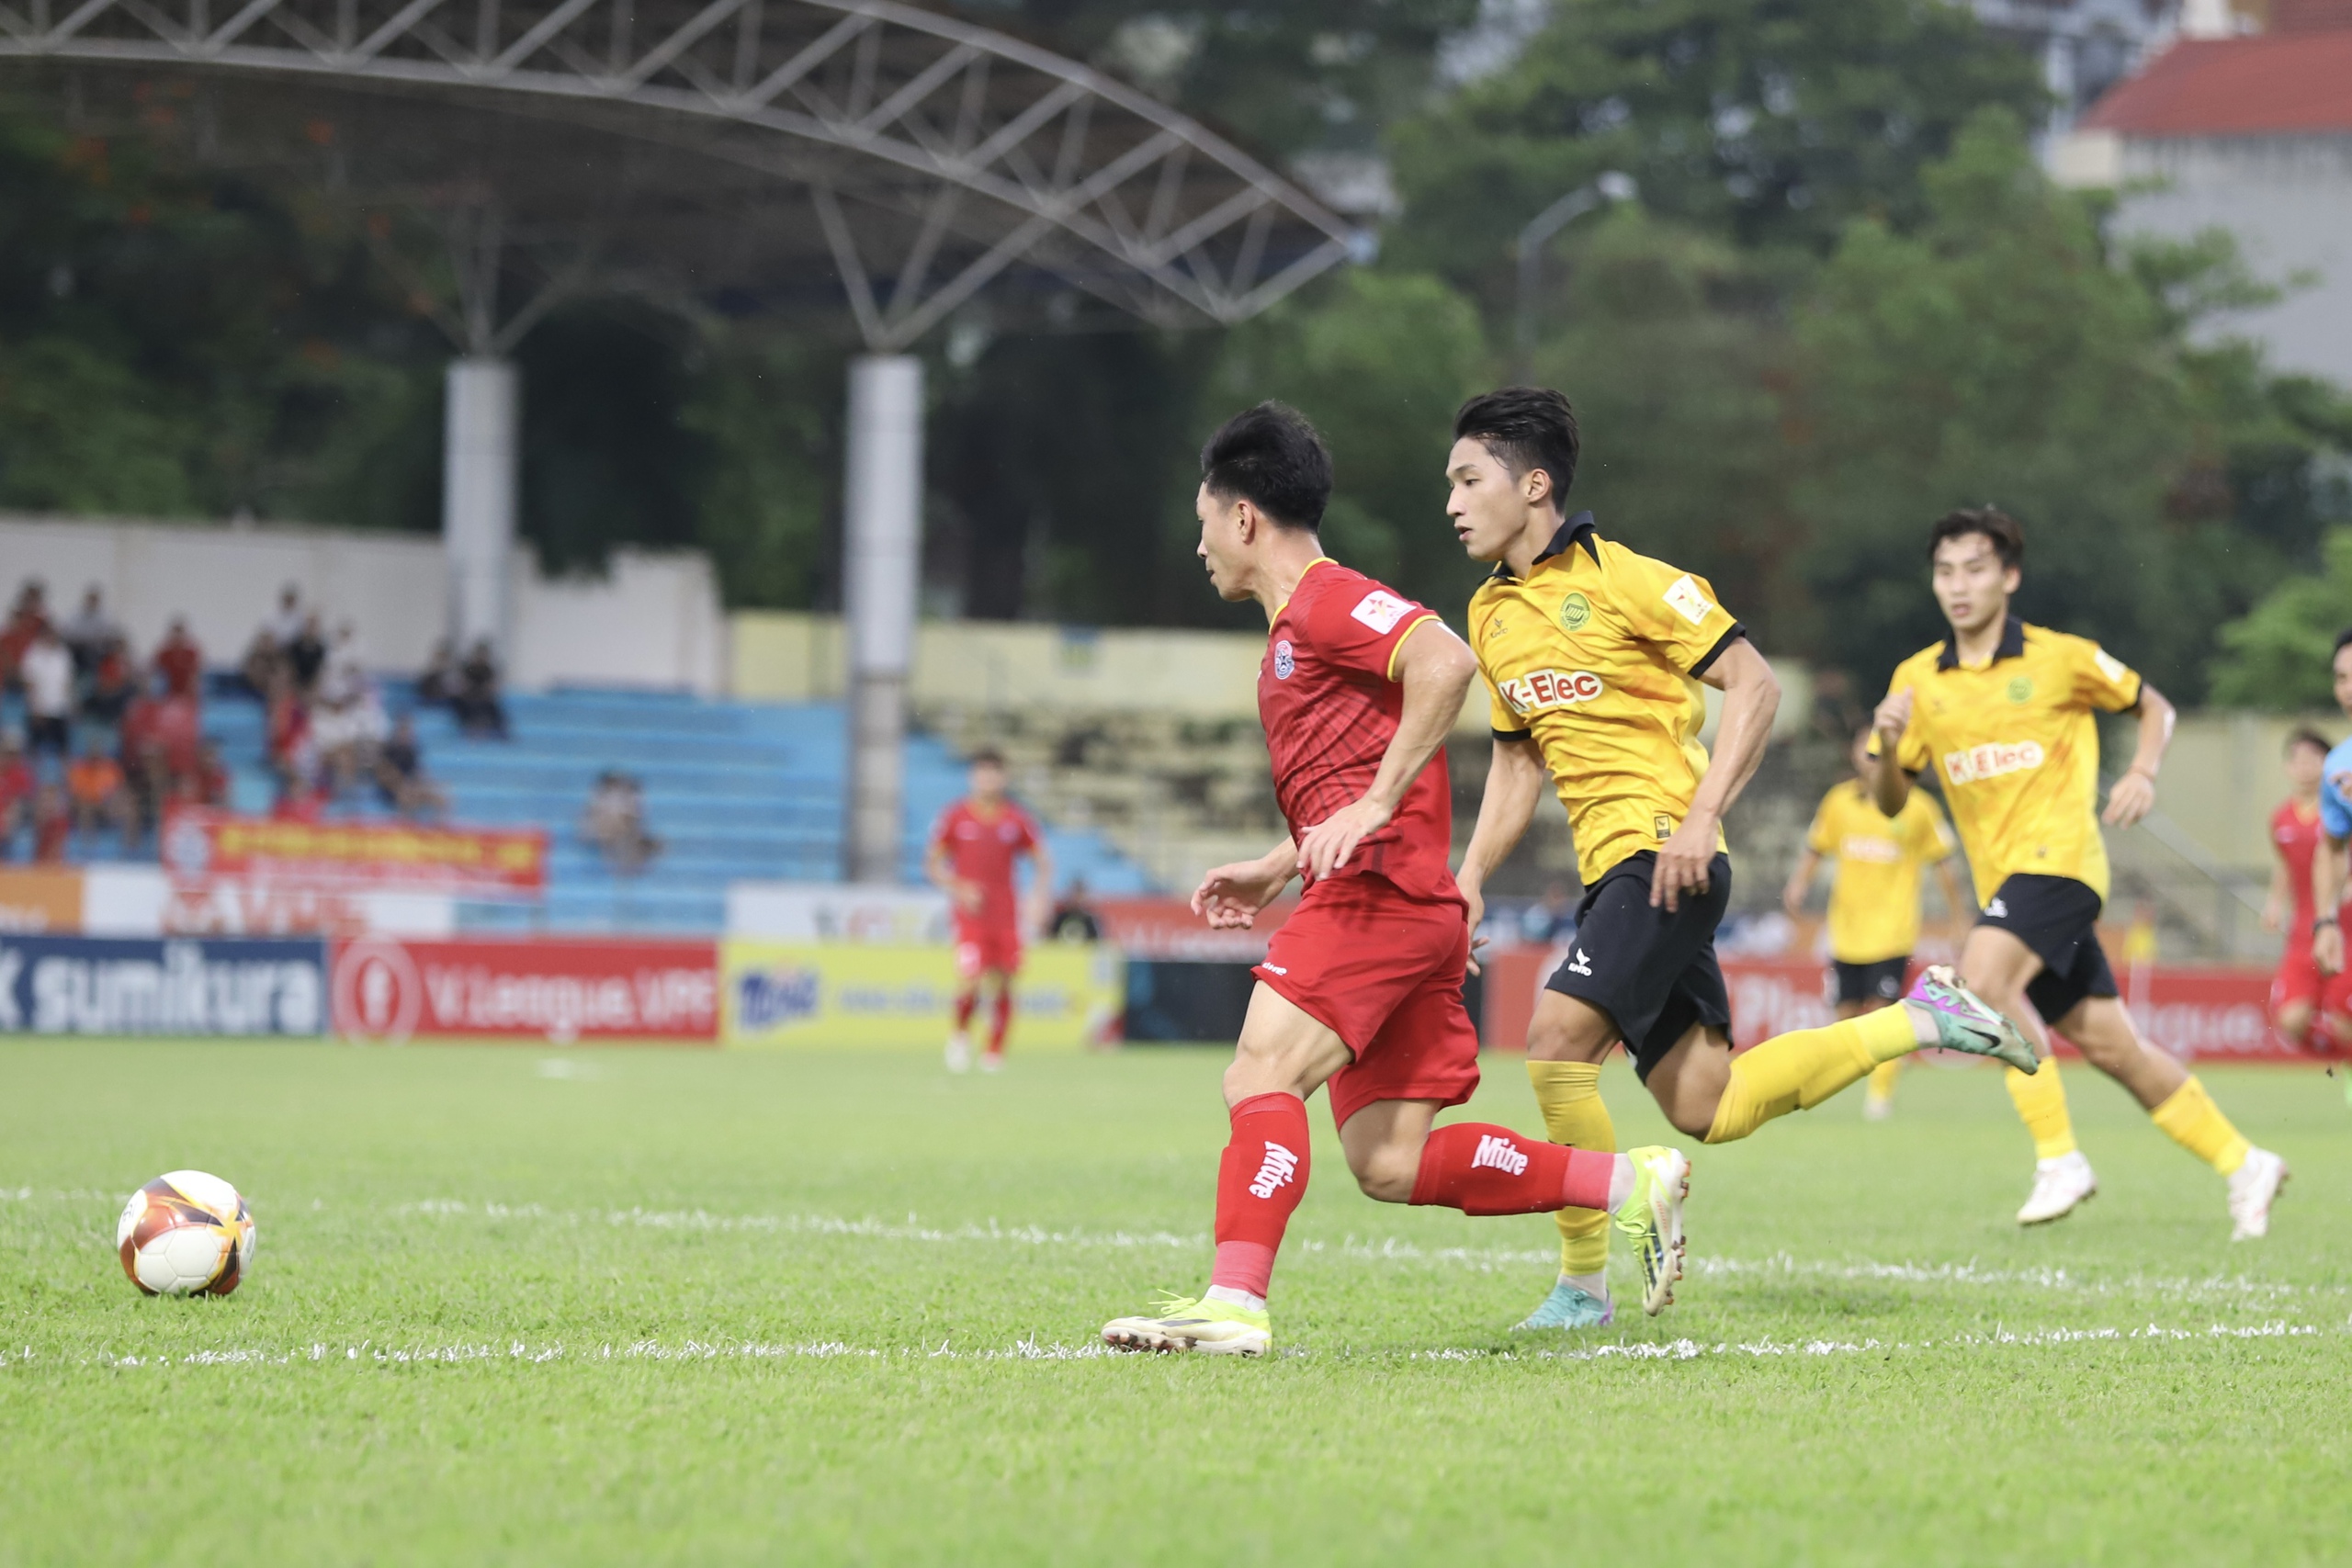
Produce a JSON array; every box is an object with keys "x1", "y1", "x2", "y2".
[
  {"x1": 1272, "y1": 638, "x2": 1295, "y2": 680},
  {"x1": 1838, "y1": 834, "x2": 1903, "y2": 864},
  {"x1": 1943, "y1": 740, "x2": 2046, "y2": 785},
  {"x1": 1498, "y1": 668, "x2": 1604, "y2": 715},
  {"x1": 1662, "y1": 572, "x2": 1715, "y2": 626},
  {"x1": 1349, "y1": 590, "x2": 1412, "y2": 635}
]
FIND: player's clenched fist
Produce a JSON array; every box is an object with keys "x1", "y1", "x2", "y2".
[{"x1": 1872, "y1": 687, "x2": 1913, "y2": 754}]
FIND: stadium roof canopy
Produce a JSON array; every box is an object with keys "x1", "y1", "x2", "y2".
[{"x1": 0, "y1": 0, "x2": 1355, "y2": 352}]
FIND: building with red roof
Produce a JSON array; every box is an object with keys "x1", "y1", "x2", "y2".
[{"x1": 2056, "y1": 0, "x2": 2352, "y2": 383}]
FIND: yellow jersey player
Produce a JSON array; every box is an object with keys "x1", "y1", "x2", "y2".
[
  {"x1": 1870, "y1": 508, "x2": 2287, "y2": 1237},
  {"x1": 1782, "y1": 728, "x2": 1968, "y2": 1120},
  {"x1": 1449, "y1": 388, "x2": 2037, "y2": 1333}
]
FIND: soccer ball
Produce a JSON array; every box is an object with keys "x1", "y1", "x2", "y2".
[{"x1": 116, "y1": 1171, "x2": 256, "y2": 1297}]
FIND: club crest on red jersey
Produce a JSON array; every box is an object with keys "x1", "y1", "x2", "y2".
[{"x1": 1272, "y1": 639, "x2": 1295, "y2": 680}]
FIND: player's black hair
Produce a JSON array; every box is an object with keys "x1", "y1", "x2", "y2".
[
  {"x1": 1453, "y1": 387, "x2": 1580, "y2": 515},
  {"x1": 2333, "y1": 626, "x2": 2352, "y2": 660},
  {"x1": 1928, "y1": 507, "x2": 2024, "y2": 571},
  {"x1": 968, "y1": 747, "x2": 1006, "y2": 769},
  {"x1": 2286, "y1": 727, "x2": 2333, "y2": 756},
  {"x1": 1199, "y1": 402, "x2": 1330, "y2": 531}
]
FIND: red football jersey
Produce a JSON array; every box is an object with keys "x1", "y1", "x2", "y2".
[
  {"x1": 2273, "y1": 798, "x2": 2324, "y2": 936},
  {"x1": 931, "y1": 799, "x2": 1042, "y2": 930},
  {"x1": 1259, "y1": 558, "x2": 1459, "y2": 906}
]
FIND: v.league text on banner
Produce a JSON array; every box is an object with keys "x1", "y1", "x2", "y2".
[{"x1": 333, "y1": 938, "x2": 718, "y2": 1043}]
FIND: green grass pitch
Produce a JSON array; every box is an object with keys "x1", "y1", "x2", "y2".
[{"x1": 3, "y1": 1037, "x2": 2347, "y2": 1565}]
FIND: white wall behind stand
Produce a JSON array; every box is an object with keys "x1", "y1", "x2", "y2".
[{"x1": 0, "y1": 514, "x2": 726, "y2": 694}]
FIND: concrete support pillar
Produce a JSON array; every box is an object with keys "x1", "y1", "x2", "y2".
[
  {"x1": 444, "y1": 357, "x2": 519, "y2": 654},
  {"x1": 841, "y1": 354, "x2": 924, "y2": 883}
]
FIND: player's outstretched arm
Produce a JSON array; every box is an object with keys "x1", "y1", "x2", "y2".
[
  {"x1": 1193, "y1": 840, "x2": 1300, "y2": 930},
  {"x1": 1296, "y1": 623, "x2": 1478, "y2": 882},
  {"x1": 1870, "y1": 689, "x2": 1915, "y2": 818},
  {"x1": 1456, "y1": 734, "x2": 1547, "y2": 975},
  {"x1": 1654, "y1": 637, "x2": 1780, "y2": 910},
  {"x1": 2101, "y1": 682, "x2": 2174, "y2": 827},
  {"x1": 1781, "y1": 849, "x2": 1822, "y2": 920}
]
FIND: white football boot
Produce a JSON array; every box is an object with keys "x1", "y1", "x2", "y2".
[
  {"x1": 2227, "y1": 1147, "x2": 2290, "y2": 1241},
  {"x1": 944, "y1": 1032, "x2": 973, "y2": 1074},
  {"x1": 2017, "y1": 1150, "x2": 2098, "y2": 1225}
]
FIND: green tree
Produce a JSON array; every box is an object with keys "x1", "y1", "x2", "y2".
[
  {"x1": 2210, "y1": 528, "x2": 2352, "y2": 709},
  {"x1": 1385, "y1": 0, "x2": 2048, "y2": 307},
  {"x1": 1791, "y1": 109, "x2": 2251, "y2": 699}
]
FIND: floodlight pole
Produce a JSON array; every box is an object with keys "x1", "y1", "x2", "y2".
[
  {"x1": 443, "y1": 357, "x2": 519, "y2": 657},
  {"x1": 842, "y1": 354, "x2": 926, "y2": 884},
  {"x1": 1512, "y1": 172, "x2": 1636, "y2": 376}
]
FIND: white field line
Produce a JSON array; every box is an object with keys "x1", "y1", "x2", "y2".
[
  {"x1": 7, "y1": 1188, "x2": 2339, "y2": 1310},
  {"x1": 0, "y1": 1320, "x2": 2336, "y2": 1374}
]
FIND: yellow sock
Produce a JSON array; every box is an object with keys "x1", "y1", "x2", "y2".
[
  {"x1": 1866, "y1": 1058, "x2": 1903, "y2": 1104},
  {"x1": 1528, "y1": 1060, "x2": 1614, "y2": 1276},
  {"x1": 2150, "y1": 1075, "x2": 2251, "y2": 1176},
  {"x1": 1703, "y1": 1006, "x2": 1919, "y2": 1143},
  {"x1": 2005, "y1": 1061, "x2": 2076, "y2": 1161}
]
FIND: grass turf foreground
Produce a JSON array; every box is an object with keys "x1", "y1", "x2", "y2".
[{"x1": 1, "y1": 1039, "x2": 2346, "y2": 1566}]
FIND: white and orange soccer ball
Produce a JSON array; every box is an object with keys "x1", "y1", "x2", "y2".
[{"x1": 116, "y1": 1171, "x2": 256, "y2": 1297}]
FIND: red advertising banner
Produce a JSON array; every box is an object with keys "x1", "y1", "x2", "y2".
[
  {"x1": 164, "y1": 808, "x2": 548, "y2": 897},
  {"x1": 1479, "y1": 947, "x2": 2343, "y2": 1064},
  {"x1": 332, "y1": 938, "x2": 719, "y2": 1044}
]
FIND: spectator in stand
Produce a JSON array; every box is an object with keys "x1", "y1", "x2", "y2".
[
  {"x1": 285, "y1": 613, "x2": 329, "y2": 695},
  {"x1": 452, "y1": 639, "x2": 509, "y2": 738},
  {"x1": 0, "y1": 730, "x2": 30, "y2": 857},
  {"x1": 320, "y1": 622, "x2": 365, "y2": 703},
  {"x1": 267, "y1": 584, "x2": 306, "y2": 650},
  {"x1": 20, "y1": 624, "x2": 74, "y2": 761},
  {"x1": 66, "y1": 734, "x2": 132, "y2": 853},
  {"x1": 187, "y1": 738, "x2": 230, "y2": 807},
  {"x1": 82, "y1": 635, "x2": 139, "y2": 735},
  {"x1": 374, "y1": 715, "x2": 447, "y2": 818},
  {"x1": 1049, "y1": 876, "x2": 1103, "y2": 942},
  {"x1": 415, "y1": 638, "x2": 459, "y2": 705},
  {"x1": 123, "y1": 738, "x2": 173, "y2": 852},
  {"x1": 152, "y1": 617, "x2": 204, "y2": 701},
  {"x1": 62, "y1": 586, "x2": 118, "y2": 677},
  {"x1": 30, "y1": 781, "x2": 69, "y2": 863},
  {"x1": 582, "y1": 770, "x2": 660, "y2": 873},
  {"x1": 265, "y1": 671, "x2": 314, "y2": 795},
  {"x1": 1518, "y1": 879, "x2": 1578, "y2": 946},
  {"x1": 0, "y1": 581, "x2": 48, "y2": 694}
]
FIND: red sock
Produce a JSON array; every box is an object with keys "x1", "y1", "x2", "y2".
[
  {"x1": 952, "y1": 987, "x2": 978, "y2": 1032},
  {"x1": 986, "y1": 987, "x2": 1012, "y2": 1055},
  {"x1": 1210, "y1": 1092, "x2": 1311, "y2": 1298},
  {"x1": 1408, "y1": 1123, "x2": 1613, "y2": 1216}
]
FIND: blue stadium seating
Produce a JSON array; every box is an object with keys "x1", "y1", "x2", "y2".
[{"x1": 194, "y1": 682, "x2": 1149, "y2": 933}]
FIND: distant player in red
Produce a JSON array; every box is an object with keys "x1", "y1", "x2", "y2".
[
  {"x1": 1099, "y1": 402, "x2": 1690, "y2": 1357},
  {"x1": 926, "y1": 749, "x2": 1051, "y2": 1074},
  {"x1": 2263, "y1": 727, "x2": 2346, "y2": 1048}
]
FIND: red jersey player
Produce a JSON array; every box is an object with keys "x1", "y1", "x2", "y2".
[
  {"x1": 1098, "y1": 402, "x2": 1691, "y2": 1357},
  {"x1": 926, "y1": 749, "x2": 1052, "y2": 1074},
  {"x1": 2263, "y1": 727, "x2": 2346, "y2": 1048}
]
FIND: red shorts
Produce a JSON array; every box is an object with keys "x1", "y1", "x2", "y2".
[
  {"x1": 954, "y1": 920, "x2": 1023, "y2": 979},
  {"x1": 2273, "y1": 941, "x2": 2324, "y2": 1013},
  {"x1": 1252, "y1": 874, "x2": 1480, "y2": 1129}
]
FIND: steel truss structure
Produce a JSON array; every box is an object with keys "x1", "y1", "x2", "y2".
[{"x1": 0, "y1": 0, "x2": 1352, "y2": 349}]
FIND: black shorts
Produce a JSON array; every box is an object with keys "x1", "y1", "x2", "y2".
[
  {"x1": 1831, "y1": 957, "x2": 1909, "y2": 1007},
  {"x1": 1978, "y1": 874, "x2": 2117, "y2": 1025},
  {"x1": 1544, "y1": 851, "x2": 1733, "y2": 1083}
]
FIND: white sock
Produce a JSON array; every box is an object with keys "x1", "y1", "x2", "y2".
[
  {"x1": 1606, "y1": 1154, "x2": 1636, "y2": 1211},
  {"x1": 1203, "y1": 1283, "x2": 1266, "y2": 1313},
  {"x1": 1563, "y1": 1270, "x2": 1609, "y2": 1301}
]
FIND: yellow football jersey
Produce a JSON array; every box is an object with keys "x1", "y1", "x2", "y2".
[
  {"x1": 1469, "y1": 513, "x2": 1746, "y2": 886},
  {"x1": 1878, "y1": 616, "x2": 2143, "y2": 907},
  {"x1": 1805, "y1": 780, "x2": 1957, "y2": 964}
]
